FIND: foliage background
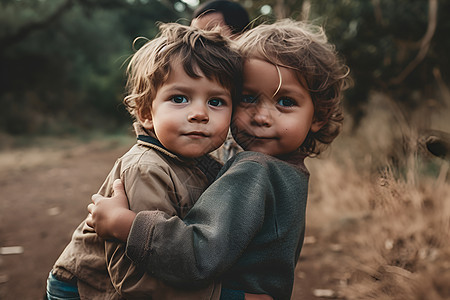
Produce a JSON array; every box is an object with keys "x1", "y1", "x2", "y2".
[{"x1": 1, "y1": 0, "x2": 449, "y2": 136}]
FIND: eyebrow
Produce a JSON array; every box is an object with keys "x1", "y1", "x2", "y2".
[
  {"x1": 242, "y1": 85, "x2": 306, "y2": 101},
  {"x1": 162, "y1": 84, "x2": 231, "y2": 97},
  {"x1": 276, "y1": 82, "x2": 309, "y2": 98}
]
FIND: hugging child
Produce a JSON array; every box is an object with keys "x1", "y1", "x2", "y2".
[
  {"x1": 88, "y1": 19, "x2": 350, "y2": 300},
  {"x1": 47, "y1": 23, "x2": 242, "y2": 300}
]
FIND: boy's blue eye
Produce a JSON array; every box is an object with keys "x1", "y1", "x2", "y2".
[
  {"x1": 277, "y1": 97, "x2": 295, "y2": 107},
  {"x1": 171, "y1": 95, "x2": 188, "y2": 103},
  {"x1": 241, "y1": 95, "x2": 257, "y2": 103},
  {"x1": 208, "y1": 98, "x2": 224, "y2": 107}
]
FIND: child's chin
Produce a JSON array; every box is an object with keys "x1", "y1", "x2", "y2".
[{"x1": 179, "y1": 147, "x2": 217, "y2": 158}]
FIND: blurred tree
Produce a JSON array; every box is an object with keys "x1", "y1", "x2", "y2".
[
  {"x1": 203, "y1": 0, "x2": 449, "y2": 128},
  {"x1": 0, "y1": 0, "x2": 181, "y2": 135},
  {"x1": 308, "y1": 0, "x2": 446, "y2": 127},
  {"x1": 1, "y1": 0, "x2": 449, "y2": 135}
]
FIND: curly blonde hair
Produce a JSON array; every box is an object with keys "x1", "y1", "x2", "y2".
[
  {"x1": 236, "y1": 19, "x2": 351, "y2": 156},
  {"x1": 124, "y1": 22, "x2": 243, "y2": 120}
]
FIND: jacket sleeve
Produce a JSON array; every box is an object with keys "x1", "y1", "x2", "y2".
[{"x1": 126, "y1": 159, "x2": 270, "y2": 287}]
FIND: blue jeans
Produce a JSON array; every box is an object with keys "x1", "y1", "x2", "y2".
[{"x1": 46, "y1": 271, "x2": 80, "y2": 300}]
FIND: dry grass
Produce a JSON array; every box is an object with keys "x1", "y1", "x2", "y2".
[{"x1": 305, "y1": 93, "x2": 450, "y2": 299}]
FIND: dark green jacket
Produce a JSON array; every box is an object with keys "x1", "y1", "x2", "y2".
[{"x1": 126, "y1": 151, "x2": 309, "y2": 300}]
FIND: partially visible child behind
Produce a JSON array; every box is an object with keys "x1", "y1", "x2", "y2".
[
  {"x1": 191, "y1": 0, "x2": 249, "y2": 37},
  {"x1": 87, "y1": 19, "x2": 351, "y2": 300},
  {"x1": 46, "y1": 23, "x2": 243, "y2": 300}
]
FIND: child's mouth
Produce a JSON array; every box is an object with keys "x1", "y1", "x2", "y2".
[{"x1": 183, "y1": 131, "x2": 208, "y2": 138}]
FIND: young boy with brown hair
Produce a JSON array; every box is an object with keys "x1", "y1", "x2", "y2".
[
  {"x1": 88, "y1": 19, "x2": 351, "y2": 300},
  {"x1": 46, "y1": 23, "x2": 242, "y2": 300}
]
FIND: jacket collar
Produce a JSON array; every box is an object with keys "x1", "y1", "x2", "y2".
[
  {"x1": 133, "y1": 122, "x2": 223, "y2": 184},
  {"x1": 134, "y1": 122, "x2": 182, "y2": 161}
]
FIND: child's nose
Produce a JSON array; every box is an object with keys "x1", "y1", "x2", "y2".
[
  {"x1": 253, "y1": 105, "x2": 272, "y2": 127},
  {"x1": 188, "y1": 103, "x2": 209, "y2": 123}
]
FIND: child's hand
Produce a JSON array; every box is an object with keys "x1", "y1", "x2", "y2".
[{"x1": 86, "y1": 179, "x2": 136, "y2": 242}]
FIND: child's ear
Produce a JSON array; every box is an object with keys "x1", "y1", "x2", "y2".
[
  {"x1": 137, "y1": 108, "x2": 154, "y2": 130},
  {"x1": 311, "y1": 118, "x2": 326, "y2": 133}
]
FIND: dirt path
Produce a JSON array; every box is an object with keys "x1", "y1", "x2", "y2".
[{"x1": 0, "y1": 139, "x2": 338, "y2": 300}]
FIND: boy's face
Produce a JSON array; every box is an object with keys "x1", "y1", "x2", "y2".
[
  {"x1": 141, "y1": 63, "x2": 232, "y2": 158},
  {"x1": 231, "y1": 58, "x2": 322, "y2": 157}
]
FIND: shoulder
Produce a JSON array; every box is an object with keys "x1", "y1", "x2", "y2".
[
  {"x1": 118, "y1": 145, "x2": 216, "y2": 190},
  {"x1": 227, "y1": 151, "x2": 308, "y2": 175},
  {"x1": 215, "y1": 152, "x2": 281, "y2": 179},
  {"x1": 115, "y1": 144, "x2": 181, "y2": 175},
  {"x1": 212, "y1": 152, "x2": 310, "y2": 189},
  {"x1": 226, "y1": 151, "x2": 275, "y2": 166}
]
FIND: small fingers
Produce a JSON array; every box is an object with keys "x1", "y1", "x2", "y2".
[
  {"x1": 86, "y1": 213, "x2": 94, "y2": 228},
  {"x1": 87, "y1": 203, "x2": 95, "y2": 214},
  {"x1": 91, "y1": 193, "x2": 102, "y2": 204},
  {"x1": 112, "y1": 179, "x2": 126, "y2": 197}
]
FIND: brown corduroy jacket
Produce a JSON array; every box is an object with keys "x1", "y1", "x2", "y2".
[{"x1": 52, "y1": 123, "x2": 222, "y2": 300}]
